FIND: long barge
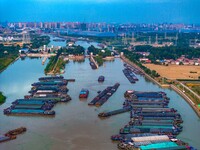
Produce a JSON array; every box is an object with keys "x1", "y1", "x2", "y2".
[
  {"x1": 120, "y1": 126, "x2": 182, "y2": 135},
  {"x1": 32, "y1": 81, "x2": 67, "y2": 87},
  {"x1": 131, "y1": 112, "x2": 181, "y2": 118},
  {"x1": 24, "y1": 96, "x2": 70, "y2": 102},
  {"x1": 132, "y1": 107, "x2": 177, "y2": 112},
  {"x1": 39, "y1": 76, "x2": 75, "y2": 82},
  {"x1": 129, "y1": 119, "x2": 182, "y2": 125},
  {"x1": 126, "y1": 104, "x2": 168, "y2": 108},
  {"x1": 124, "y1": 63, "x2": 144, "y2": 75},
  {"x1": 39, "y1": 76, "x2": 64, "y2": 81},
  {"x1": 0, "y1": 127, "x2": 26, "y2": 143},
  {"x1": 127, "y1": 101, "x2": 169, "y2": 106},
  {"x1": 98, "y1": 106, "x2": 132, "y2": 118},
  {"x1": 12, "y1": 99, "x2": 54, "y2": 105},
  {"x1": 25, "y1": 94, "x2": 71, "y2": 102},
  {"x1": 4, "y1": 108, "x2": 55, "y2": 116},
  {"x1": 124, "y1": 90, "x2": 167, "y2": 99},
  {"x1": 111, "y1": 133, "x2": 157, "y2": 141},
  {"x1": 123, "y1": 68, "x2": 139, "y2": 84},
  {"x1": 88, "y1": 83, "x2": 120, "y2": 106},
  {"x1": 32, "y1": 93, "x2": 67, "y2": 97},
  {"x1": 30, "y1": 86, "x2": 68, "y2": 93}
]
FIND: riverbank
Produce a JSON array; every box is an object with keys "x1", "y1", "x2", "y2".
[
  {"x1": 68, "y1": 55, "x2": 85, "y2": 61},
  {"x1": 120, "y1": 55, "x2": 200, "y2": 117},
  {"x1": 170, "y1": 85, "x2": 200, "y2": 117}
]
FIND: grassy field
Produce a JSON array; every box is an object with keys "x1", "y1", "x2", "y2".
[
  {"x1": 144, "y1": 64, "x2": 200, "y2": 79},
  {"x1": 0, "y1": 58, "x2": 15, "y2": 71}
]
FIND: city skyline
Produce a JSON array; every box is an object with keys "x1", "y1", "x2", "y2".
[{"x1": 0, "y1": 0, "x2": 199, "y2": 24}]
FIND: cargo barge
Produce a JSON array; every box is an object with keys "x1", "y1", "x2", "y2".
[
  {"x1": 79, "y1": 89, "x2": 89, "y2": 98},
  {"x1": 98, "y1": 76, "x2": 105, "y2": 82},
  {"x1": 109, "y1": 89, "x2": 196, "y2": 149},
  {"x1": 39, "y1": 76, "x2": 64, "y2": 81},
  {"x1": 24, "y1": 96, "x2": 70, "y2": 102},
  {"x1": 123, "y1": 68, "x2": 139, "y2": 84},
  {"x1": 117, "y1": 136, "x2": 190, "y2": 150},
  {"x1": 120, "y1": 125, "x2": 182, "y2": 135},
  {"x1": 88, "y1": 83, "x2": 120, "y2": 106},
  {"x1": 4, "y1": 108, "x2": 55, "y2": 116},
  {"x1": 39, "y1": 76, "x2": 75, "y2": 82},
  {"x1": 32, "y1": 81, "x2": 67, "y2": 87},
  {"x1": 12, "y1": 99, "x2": 54, "y2": 105},
  {"x1": 98, "y1": 106, "x2": 132, "y2": 118},
  {"x1": 129, "y1": 120, "x2": 180, "y2": 127},
  {"x1": 89, "y1": 62, "x2": 97, "y2": 69},
  {"x1": 111, "y1": 133, "x2": 157, "y2": 141},
  {"x1": 0, "y1": 127, "x2": 26, "y2": 143},
  {"x1": 124, "y1": 63, "x2": 145, "y2": 75},
  {"x1": 25, "y1": 94, "x2": 71, "y2": 102},
  {"x1": 30, "y1": 86, "x2": 68, "y2": 93},
  {"x1": 3, "y1": 76, "x2": 72, "y2": 117}
]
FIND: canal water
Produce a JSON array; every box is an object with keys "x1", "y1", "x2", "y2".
[
  {"x1": 48, "y1": 35, "x2": 100, "y2": 49},
  {"x1": 0, "y1": 41, "x2": 200, "y2": 150}
]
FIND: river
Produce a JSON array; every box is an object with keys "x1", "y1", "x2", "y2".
[{"x1": 0, "y1": 41, "x2": 200, "y2": 150}]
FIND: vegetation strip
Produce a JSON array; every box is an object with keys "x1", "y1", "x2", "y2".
[
  {"x1": 44, "y1": 49, "x2": 68, "y2": 74},
  {"x1": 0, "y1": 92, "x2": 6, "y2": 104},
  {"x1": 0, "y1": 44, "x2": 20, "y2": 73}
]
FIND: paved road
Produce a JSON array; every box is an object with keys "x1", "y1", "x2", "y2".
[{"x1": 178, "y1": 81, "x2": 200, "y2": 100}]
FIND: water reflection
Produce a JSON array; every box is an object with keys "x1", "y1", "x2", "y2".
[{"x1": 0, "y1": 58, "x2": 199, "y2": 150}]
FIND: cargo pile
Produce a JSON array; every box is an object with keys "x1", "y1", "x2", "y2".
[
  {"x1": 4, "y1": 76, "x2": 72, "y2": 116},
  {"x1": 98, "y1": 90, "x2": 195, "y2": 149},
  {"x1": 88, "y1": 83, "x2": 120, "y2": 107}
]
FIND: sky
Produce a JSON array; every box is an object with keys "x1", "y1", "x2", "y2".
[{"x1": 0, "y1": 0, "x2": 199, "y2": 23}]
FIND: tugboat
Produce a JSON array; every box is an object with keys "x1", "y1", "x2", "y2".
[
  {"x1": 98, "y1": 76, "x2": 105, "y2": 82},
  {"x1": 79, "y1": 89, "x2": 89, "y2": 98}
]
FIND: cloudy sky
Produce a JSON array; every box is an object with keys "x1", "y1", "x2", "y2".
[{"x1": 0, "y1": 0, "x2": 199, "y2": 23}]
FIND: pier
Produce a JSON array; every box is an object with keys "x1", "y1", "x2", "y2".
[{"x1": 42, "y1": 57, "x2": 48, "y2": 65}]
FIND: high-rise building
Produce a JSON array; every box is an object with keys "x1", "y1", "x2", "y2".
[
  {"x1": 80, "y1": 23, "x2": 87, "y2": 31},
  {"x1": 40, "y1": 22, "x2": 43, "y2": 28}
]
